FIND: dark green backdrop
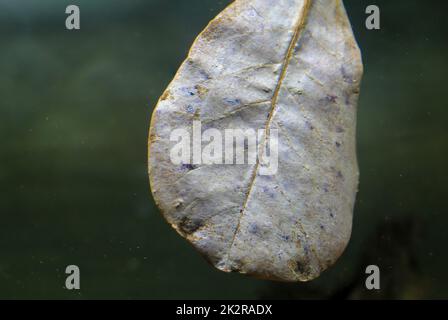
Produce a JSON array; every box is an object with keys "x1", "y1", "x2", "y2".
[{"x1": 1, "y1": 0, "x2": 447, "y2": 299}]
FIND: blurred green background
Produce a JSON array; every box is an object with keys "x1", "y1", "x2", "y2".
[{"x1": 0, "y1": 0, "x2": 447, "y2": 299}]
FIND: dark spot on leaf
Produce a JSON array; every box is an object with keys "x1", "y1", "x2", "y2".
[
  {"x1": 306, "y1": 121, "x2": 314, "y2": 130},
  {"x1": 303, "y1": 243, "x2": 310, "y2": 255},
  {"x1": 262, "y1": 186, "x2": 274, "y2": 198},
  {"x1": 340, "y1": 65, "x2": 353, "y2": 83},
  {"x1": 223, "y1": 98, "x2": 241, "y2": 106},
  {"x1": 295, "y1": 260, "x2": 312, "y2": 276},
  {"x1": 181, "y1": 163, "x2": 197, "y2": 171},
  {"x1": 248, "y1": 223, "x2": 260, "y2": 235},
  {"x1": 179, "y1": 216, "x2": 203, "y2": 234},
  {"x1": 174, "y1": 201, "x2": 183, "y2": 209},
  {"x1": 326, "y1": 94, "x2": 338, "y2": 103},
  {"x1": 230, "y1": 265, "x2": 241, "y2": 273},
  {"x1": 262, "y1": 88, "x2": 272, "y2": 93},
  {"x1": 199, "y1": 69, "x2": 211, "y2": 80},
  {"x1": 180, "y1": 86, "x2": 197, "y2": 97},
  {"x1": 336, "y1": 126, "x2": 345, "y2": 133},
  {"x1": 295, "y1": 261, "x2": 306, "y2": 274},
  {"x1": 344, "y1": 90, "x2": 351, "y2": 105}
]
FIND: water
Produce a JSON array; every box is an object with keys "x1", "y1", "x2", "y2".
[{"x1": 0, "y1": 0, "x2": 447, "y2": 299}]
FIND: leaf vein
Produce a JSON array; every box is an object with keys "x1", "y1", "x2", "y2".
[{"x1": 222, "y1": 0, "x2": 313, "y2": 263}]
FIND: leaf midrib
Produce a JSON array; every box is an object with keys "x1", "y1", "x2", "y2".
[{"x1": 224, "y1": 0, "x2": 313, "y2": 259}]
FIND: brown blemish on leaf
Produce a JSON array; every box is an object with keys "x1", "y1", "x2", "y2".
[
  {"x1": 149, "y1": 134, "x2": 160, "y2": 144},
  {"x1": 195, "y1": 84, "x2": 209, "y2": 99},
  {"x1": 160, "y1": 90, "x2": 172, "y2": 101}
]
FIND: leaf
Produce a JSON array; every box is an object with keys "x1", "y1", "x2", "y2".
[{"x1": 148, "y1": 0, "x2": 363, "y2": 282}]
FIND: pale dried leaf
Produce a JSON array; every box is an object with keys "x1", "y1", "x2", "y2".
[{"x1": 148, "y1": 0, "x2": 363, "y2": 282}]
